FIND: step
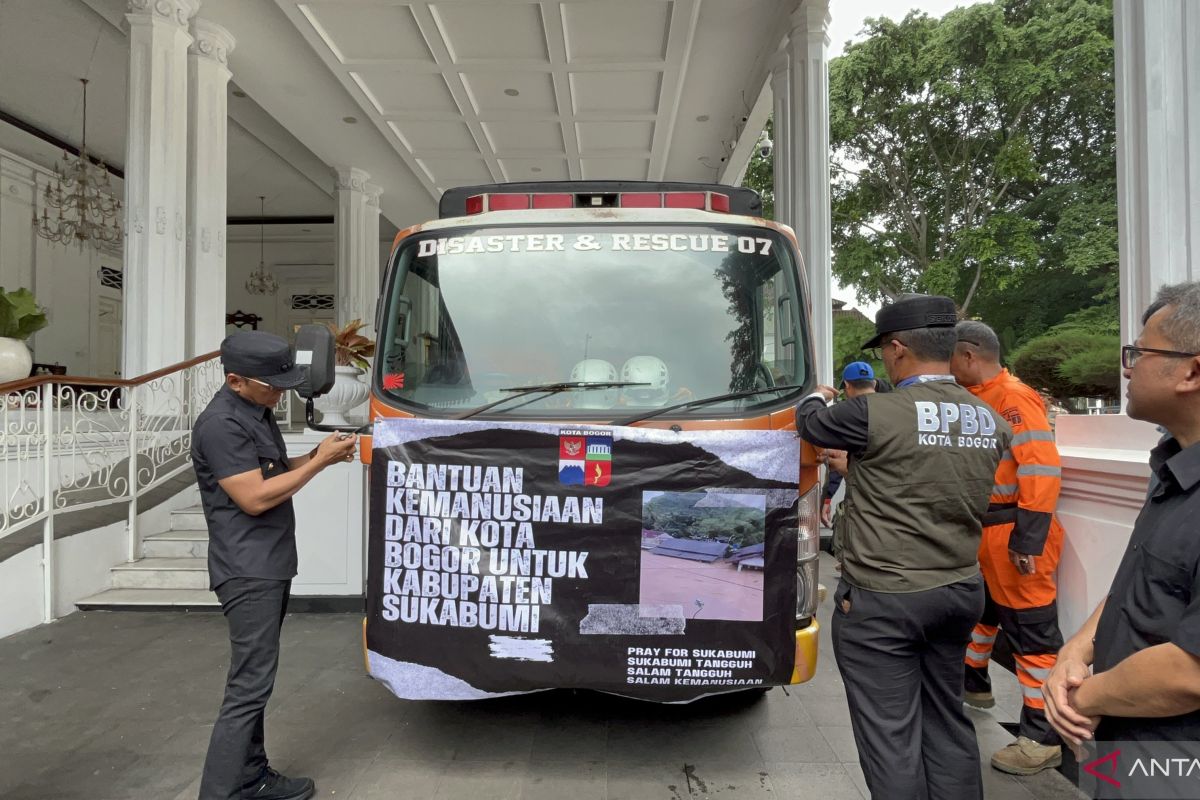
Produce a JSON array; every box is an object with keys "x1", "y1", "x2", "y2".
[
  {"x1": 143, "y1": 529, "x2": 208, "y2": 559},
  {"x1": 111, "y1": 557, "x2": 209, "y2": 590},
  {"x1": 170, "y1": 507, "x2": 207, "y2": 531},
  {"x1": 76, "y1": 588, "x2": 219, "y2": 611}
]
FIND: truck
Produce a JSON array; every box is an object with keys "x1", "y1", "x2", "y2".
[{"x1": 298, "y1": 181, "x2": 822, "y2": 701}]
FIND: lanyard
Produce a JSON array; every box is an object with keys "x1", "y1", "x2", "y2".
[{"x1": 896, "y1": 374, "x2": 956, "y2": 388}]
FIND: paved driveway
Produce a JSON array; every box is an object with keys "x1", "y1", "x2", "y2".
[{"x1": 0, "y1": 555, "x2": 1085, "y2": 799}]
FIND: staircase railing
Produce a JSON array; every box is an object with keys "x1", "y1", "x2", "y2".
[{"x1": 0, "y1": 352, "x2": 225, "y2": 623}]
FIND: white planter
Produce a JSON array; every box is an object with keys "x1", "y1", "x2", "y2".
[
  {"x1": 313, "y1": 365, "x2": 369, "y2": 427},
  {"x1": 0, "y1": 338, "x2": 32, "y2": 385}
]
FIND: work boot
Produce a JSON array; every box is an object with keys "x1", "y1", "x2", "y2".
[
  {"x1": 990, "y1": 736, "x2": 1063, "y2": 776},
  {"x1": 244, "y1": 768, "x2": 315, "y2": 800},
  {"x1": 963, "y1": 690, "x2": 995, "y2": 709}
]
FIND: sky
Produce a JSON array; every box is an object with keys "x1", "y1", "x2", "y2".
[{"x1": 823, "y1": 0, "x2": 987, "y2": 318}]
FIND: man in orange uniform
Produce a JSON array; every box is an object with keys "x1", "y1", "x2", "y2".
[{"x1": 950, "y1": 320, "x2": 1065, "y2": 776}]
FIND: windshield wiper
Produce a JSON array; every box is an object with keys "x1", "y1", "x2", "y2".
[
  {"x1": 612, "y1": 384, "x2": 809, "y2": 426},
  {"x1": 455, "y1": 381, "x2": 648, "y2": 420}
]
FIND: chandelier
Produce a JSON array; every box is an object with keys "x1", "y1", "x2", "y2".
[
  {"x1": 245, "y1": 196, "x2": 279, "y2": 295},
  {"x1": 33, "y1": 78, "x2": 122, "y2": 249}
]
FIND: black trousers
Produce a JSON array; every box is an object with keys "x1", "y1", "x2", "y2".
[
  {"x1": 199, "y1": 577, "x2": 291, "y2": 800},
  {"x1": 832, "y1": 575, "x2": 986, "y2": 800}
]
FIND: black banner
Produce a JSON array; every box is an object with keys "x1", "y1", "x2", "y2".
[{"x1": 366, "y1": 418, "x2": 800, "y2": 702}]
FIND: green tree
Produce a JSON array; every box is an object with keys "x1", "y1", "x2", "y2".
[
  {"x1": 1010, "y1": 327, "x2": 1119, "y2": 402},
  {"x1": 827, "y1": 0, "x2": 1117, "y2": 331},
  {"x1": 832, "y1": 315, "x2": 883, "y2": 378}
]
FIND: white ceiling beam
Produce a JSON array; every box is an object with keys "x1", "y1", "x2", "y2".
[
  {"x1": 540, "y1": 1, "x2": 581, "y2": 180},
  {"x1": 648, "y1": 0, "x2": 701, "y2": 181}
]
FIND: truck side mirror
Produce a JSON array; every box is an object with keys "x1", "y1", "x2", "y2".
[{"x1": 294, "y1": 324, "x2": 335, "y2": 399}]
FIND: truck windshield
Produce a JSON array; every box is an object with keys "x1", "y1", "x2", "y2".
[{"x1": 376, "y1": 224, "x2": 809, "y2": 418}]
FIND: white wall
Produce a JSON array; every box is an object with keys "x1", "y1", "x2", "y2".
[
  {"x1": 0, "y1": 147, "x2": 122, "y2": 377},
  {"x1": 1054, "y1": 414, "x2": 1159, "y2": 639}
]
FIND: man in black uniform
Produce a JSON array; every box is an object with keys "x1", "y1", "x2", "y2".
[
  {"x1": 795, "y1": 295, "x2": 1012, "y2": 800},
  {"x1": 194, "y1": 331, "x2": 358, "y2": 800},
  {"x1": 1043, "y1": 282, "x2": 1200, "y2": 798}
]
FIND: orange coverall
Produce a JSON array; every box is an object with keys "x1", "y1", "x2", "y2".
[{"x1": 962, "y1": 369, "x2": 1065, "y2": 745}]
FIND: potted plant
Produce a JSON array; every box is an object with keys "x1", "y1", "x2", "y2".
[
  {"x1": 313, "y1": 319, "x2": 375, "y2": 426},
  {"x1": 0, "y1": 288, "x2": 48, "y2": 384}
]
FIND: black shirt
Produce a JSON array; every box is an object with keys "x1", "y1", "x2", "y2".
[
  {"x1": 191, "y1": 385, "x2": 297, "y2": 590},
  {"x1": 1093, "y1": 436, "x2": 1200, "y2": 742}
]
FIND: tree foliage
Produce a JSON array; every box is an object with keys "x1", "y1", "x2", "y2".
[
  {"x1": 827, "y1": 0, "x2": 1117, "y2": 336},
  {"x1": 1011, "y1": 327, "x2": 1119, "y2": 402},
  {"x1": 832, "y1": 315, "x2": 883, "y2": 379}
]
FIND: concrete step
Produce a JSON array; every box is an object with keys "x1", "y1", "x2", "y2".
[
  {"x1": 76, "y1": 588, "x2": 219, "y2": 611},
  {"x1": 170, "y1": 507, "x2": 207, "y2": 531},
  {"x1": 143, "y1": 529, "x2": 208, "y2": 559},
  {"x1": 111, "y1": 557, "x2": 209, "y2": 590}
]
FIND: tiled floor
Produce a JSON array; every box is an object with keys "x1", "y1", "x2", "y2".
[{"x1": 0, "y1": 554, "x2": 1085, "y2": 799}]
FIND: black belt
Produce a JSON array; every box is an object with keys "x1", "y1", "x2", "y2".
[{"x1": 983, "y1": 502, "x2": 1018, "y2": 527}]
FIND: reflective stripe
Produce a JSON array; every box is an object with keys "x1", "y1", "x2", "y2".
[
  {"x1": 1021, "y1": 685, "x2": 1044, "y2": 701},
  {"x1": 971, "y1": 632, "x2": 997, "y2": 645},
  {"x1": 1017, "y1": 465, "x2": 1061, "y2": 478},
  {"x1": 992, "y1": 483, "x2": 1019, "y2": 496},
  {"x1": 1011, "y1": 430, "x2": 1056, "y2": 446},
  {"x1": 1017, "y1": 664, "x2": 1052, "y2": 682},
  {"x1": 965, "y1": 652, "x2": 989, "y2": 666},
  {"x1": 999, "y1": 450, "x2": 1014, "y2": 462}
]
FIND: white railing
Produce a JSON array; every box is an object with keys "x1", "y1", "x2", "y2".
[{"x1": 0, "y1": 352, "x2": 225, "y2": 623}]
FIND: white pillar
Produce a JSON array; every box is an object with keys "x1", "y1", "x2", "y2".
[
  {"x1": 1115, "y1": 0, "x2": 1200, "y2": 352},
  {"x1": 334, "y1": 168, "x2": 383, "y2": 335},
  {"x1": 186, "y1": 18, "x2": 234, "y2": 358},
  {"x1": 770, "y1": 52, "x2": 791, "y2": 226},
  {"x1": 123, "y1": 0, "x2": 198, "y2": 377},
  {"x1": 788, "y1": 0, "x2": 833, "y2": 385}
]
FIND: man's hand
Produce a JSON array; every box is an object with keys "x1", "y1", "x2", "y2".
[
  {"x1": 814, "y1": 384, "x2": 838, "y2": 403},
  {"x1": 314, "y1": 433, "x2": 358, "y2": 467},
  {"x1": 1044, "y1": 657, "x2": 1098, "y2": 748},
  {"x1": 825, "y1": 450, "x2": 849, "y2": 476},
  {"x1": 820, "y1": 499, "x2": 833, "y2": 527},
  {"x1": 1009, "y1": 549, "x2": 1037, "y2": 575}
]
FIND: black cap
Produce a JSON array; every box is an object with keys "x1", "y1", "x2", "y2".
[
  {"x1": 861, "y1": 294, "x2": 958, "y2": 349},
  {"x1": 220, "y1": 331, "x2": 305, "y2": 389}
]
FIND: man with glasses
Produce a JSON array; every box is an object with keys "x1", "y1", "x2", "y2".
[
  {"x1": 950, "y1": 319, "x2": 1066, "y2": 775},
  {"x1": 1043, "y1": 282, "x2": 1200, "y2": 786},
  {"x1": 795, "y1": 294, "x2": 1012, "y2": 800},
  {"x1": 193, "y1": 331, "x2": 358, "y2": 800}
]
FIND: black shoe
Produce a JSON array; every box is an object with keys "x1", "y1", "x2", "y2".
[{"x1": 244, "y1": 768, "x2": 315, "y2": 800}]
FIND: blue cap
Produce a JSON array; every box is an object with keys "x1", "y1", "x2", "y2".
[{"x1": 840, "y1": 361, "x2": 875, "y2": 385}]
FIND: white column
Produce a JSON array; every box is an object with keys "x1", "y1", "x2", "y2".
[
  {"x1": 362, "y1": 183, "x2": 384, "y2": 337},
  {"x1": 334, "y1": 168, "x2": 383, "y2": 333},
  {"x1": 186, "y1": 18, "x2": 234, "y2": 358},
  {"x1": 769, "y1": 52, "x2": 791, "y2": 226},
  {"x1": 1115, "y1": 0, "x2": 1200, "y2": 354},
  {"x1": 1052, "y1": 1, "x2": 1198, "y2": 639},
  {"x1": 788, "y1": 0, "x2": 833, "y2": 385},
  {"x1": 123, "y1": 0, "x2": 198, "y2": 377}
]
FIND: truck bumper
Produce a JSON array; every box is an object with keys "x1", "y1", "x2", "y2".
[{"x1": 789, "y1": 618, "x2": 820, "y2": 684}]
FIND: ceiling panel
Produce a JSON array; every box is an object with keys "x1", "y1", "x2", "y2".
[
  {"x1": 576, "y1": 121, "x2": 655, "y2": 154},
  {"x1": 580, "y1": 158, "x2": 649, "y2": 181},
  {"x1": 299, "y1": 3, "x2": 433, "y2": 63},
  {"x1": 417, "y1": 156, "x2": 493, "y2": 186},
  {"x1": 431, "y1": 2, "x2": 548, "y2": 62},
  {"x1": 482, "y1": 121, "x2": 564, "y2": 154},
  {"x1": 460, "y1": 71, "x2": 557, "y2": 115},
  {"x1": 388, "y1": 120, "x2": 478, "y2": 152},
  {"x1": 570, "y1": 71, "x2": 662, "y2": 114},
  {"x1": 499, "y1": 157, "x2": 571, "y2": 182},
  {"x1": 352, "y1": 70, "x2": 458, "y2": 115},
  {"x1": 563, "y1": 1, "x2": 672, "y2": 62}
]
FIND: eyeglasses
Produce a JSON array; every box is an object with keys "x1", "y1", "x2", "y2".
[
  {"x1": 866, "y1": 339, "x2": 903, "y2": 361},
  {"x1": 1121, "y1": 345, "x2": 1200, "y2": 370},
  {"x1": 238, "y1": 375, "x2": 281, "y2": 391}
]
